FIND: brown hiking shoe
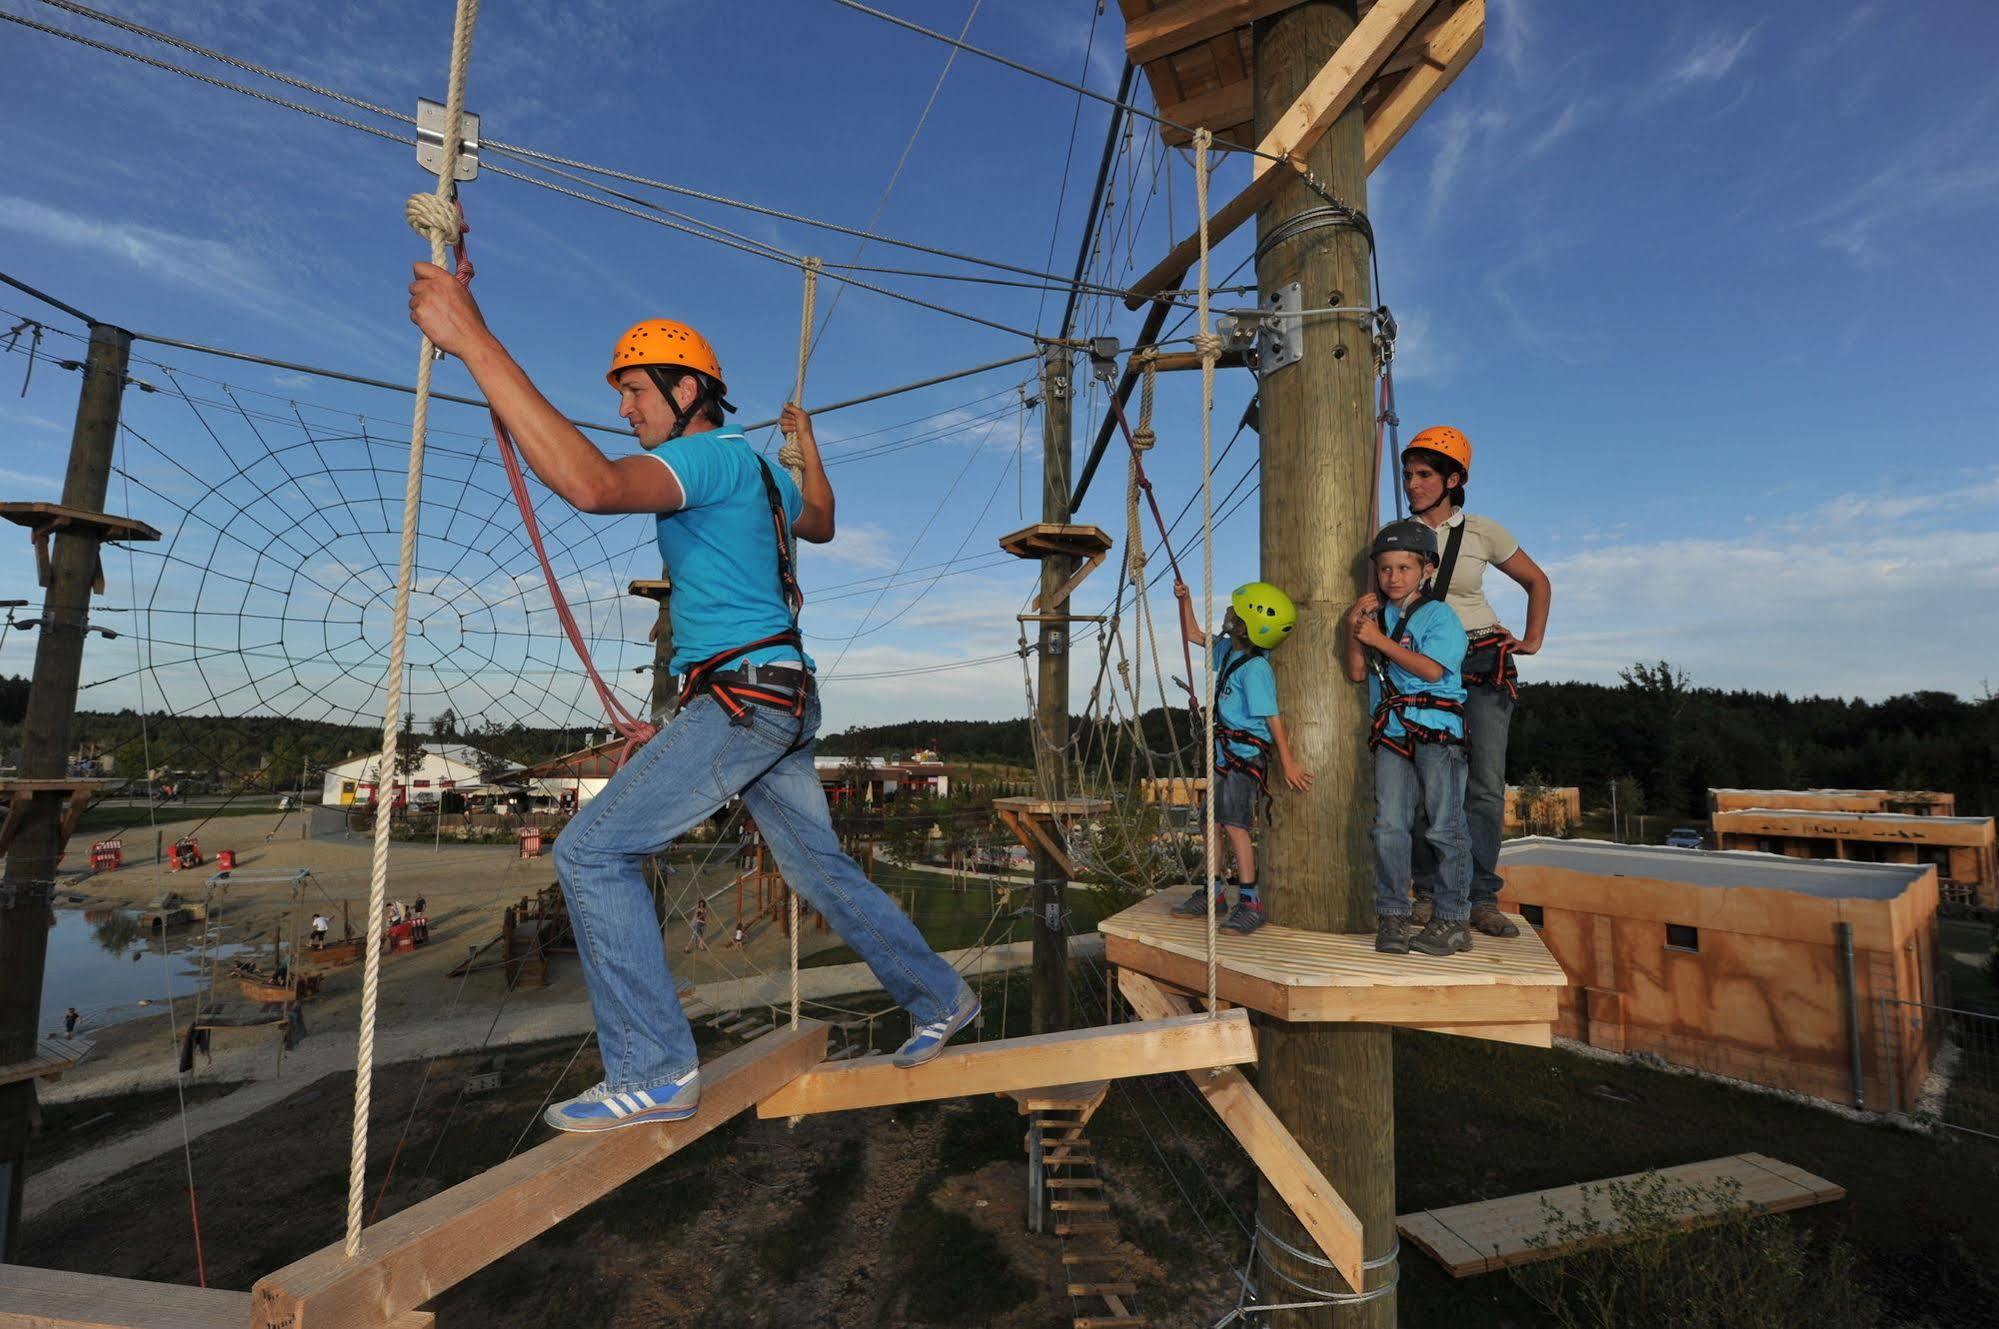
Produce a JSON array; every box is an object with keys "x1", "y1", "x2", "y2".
[
  {"x1": 1375, "y1": 914, "x2": 1413, "y2": 954},
  {"x1": 1410, "y1": 896, "x2": 1435, "y2": 926},
  {"x1": 1469, "y1": 904, "x2": 1520, "y2": 938},
  {"x1": 1409, "y1": 917, "x2": 1474, "y2": 956}
]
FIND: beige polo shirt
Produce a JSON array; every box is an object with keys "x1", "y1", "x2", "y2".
[{"x1": 1423, "y1": 509, "x2": 1518, "y2": 634}]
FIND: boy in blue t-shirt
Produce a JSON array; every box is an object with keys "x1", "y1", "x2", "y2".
[
  {"x1": 1345, "y1": 520, "x2": 1474, "y2": 957},
  {"x1": 1171, "y1": 580, "x2": 1314, "y2": 935}
]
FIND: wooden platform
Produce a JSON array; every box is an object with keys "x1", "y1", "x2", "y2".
[
  {"x1": 993, "y1": 796, "x2": 1112, "y2": 880},
  {"x1": 0, "y1": 1037, "x2": 91, "y2": 1087},
  {"x1": 1005, "y1": 1080, "x2": 1110, "y2": 1121},
  {"x1": 0, "y1": 1264, "x2": 431, "y2": 1329},
  {"x1": 1397, "y1": 1154, "x2": 1846, "y2": 1278},
  {"x1": 1100, "y1": 889, "x2": 1566, "y2": 1043},
  {"x1": 627, "y1": 577, "x2": 672, "y2": 601},
  {"x1": 997, "y1": 522, "x2": 1114, "y2": 616},
  {"x1": 0, "y1": 778, "x2": 112, "y2": 856}
]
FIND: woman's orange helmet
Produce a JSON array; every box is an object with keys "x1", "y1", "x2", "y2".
[
  {"x1": 1403, "y1": 425, "x2": 1472, "y2": 479},
  {"x1": 606, "y1": 319, "x2": 727, "y2": 394}
]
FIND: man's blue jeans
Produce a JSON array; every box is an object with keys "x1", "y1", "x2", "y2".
[
  {"x1": 1374, "y1": 742, "x2": 1471, "y2": 922},
  {"x1": 552, "y1": 691, "x2": 967, "y2": 1095},
  {"x1": 1412, "y1": 680, "x2": 1513, "y2": 910}
]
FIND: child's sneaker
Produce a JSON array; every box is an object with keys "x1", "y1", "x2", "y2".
[
  {"x1": 1409, "y1": 917, "x2": 1474, "y2": 956},
  {"x1": 1220, "y1": 901, "x2": 1267, "y2": 935},
  {"x1": 543, "y1": 1068, "x2": 699, "y2": 1133},
  {"x1": 1375, "y1": 914, "x2": 1412, "y2": 954},
  {"x1": 1169, "y1": 886, "x2": 1226, "y2": 917},
  {"x1": 893, "y1": 987, "x2": 981, "y2": 1068}
]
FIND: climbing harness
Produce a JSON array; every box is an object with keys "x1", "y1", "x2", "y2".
[
  {"x1": 1365, "y1": 596, "x2": 1465, "y2": 760},
  {"x1": 1427, "y1": 521, "x2": 1521, "y2": 700},
  {"x1": 1211, "y1": 645, "x2": 1275, "y2": 825}
]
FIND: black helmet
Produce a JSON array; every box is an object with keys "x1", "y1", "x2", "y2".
[{"x1": 1370, "y1": 518, "x2": 1439, "y2": 565}]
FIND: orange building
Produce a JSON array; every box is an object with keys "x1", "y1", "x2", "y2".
[
  {"x1": 1497, "y1": 838, "x2": 1941, "y2": 1111},
  {"x1": 1504, "y1": 785, "x2": 1580, "y2": 834},
  {"x1": 1709, "y1": 787, "x2": 1956, "y2": 816},
  {"x1": 1711, "y1": 807, "x2": 1996, "y2": 909}
]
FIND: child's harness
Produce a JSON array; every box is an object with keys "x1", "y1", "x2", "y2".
[
  {"x1": 1366, "y1": 594, "x2": 1465, "y2": 759},
  {"x1": 672, "y1": 456, "x2": 813, "y2": 729},
  {"x1": 1432, "y1": 521, "x2": 1520, "y2": 700},
  {"x1": 1212, "y1": 646, "x2": 1275, "y2": 823}
]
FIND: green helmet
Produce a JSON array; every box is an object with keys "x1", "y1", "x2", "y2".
[{"x1": 1230, "y1": 581, "x2": 1297, "y2": 649}]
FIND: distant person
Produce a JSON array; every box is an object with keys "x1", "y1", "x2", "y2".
[
  {"x1": 684, "y1": 898, "x2": 710, "y2": 953},
  {"x1": 406, "y1": 277, "x2": 977, "y2": 1133},
  {"x1": 310, "y1": 913, "x2": 330, "y2": 944},
  {"x1": 412, "y1": 895, "x2": 427, "y2": 916},
  {"x1": 63, "y1": 1007, "x2": 79, "y2": 1037},
  {"x1": 1170, "y1": 578, "x2": 1314, "y2": 935},
  {"x1": 729, "y1": 923, "x2": 747, "y2": 950},
  {"x1": 1347, "y1": 520, "x2": 1473, "y2": 957},
  {"x1": 1401, "y1": 427, "x2": 1553, "y2": 938}
]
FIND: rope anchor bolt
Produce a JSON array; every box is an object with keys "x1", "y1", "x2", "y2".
[{"x1": 415, "y1": 97, "x2": 482, "y2": 180}]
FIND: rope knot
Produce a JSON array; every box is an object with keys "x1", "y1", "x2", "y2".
[
  {"x1": 405, "y1": 193, "x2": 462, "y2": 247},
  {"x1": 1131, "y1": 426, "x2": 1156, "y2": 452},
  {"x1": 776, "y1": 441, "x2": 806, "y2": 478},
  {"x1": 1192, "y1": 330, "x2": 1225, "y2": 362}
]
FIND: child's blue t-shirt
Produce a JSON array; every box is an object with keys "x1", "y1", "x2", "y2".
[
  {"x1": 645, "y1": 429, "x2": 816, "y2": 674},
  {"x1": 1366, "y1": 598, "x2": 1468, "y2": 740},
  {"x1": 1213, "y1": 640, "x2": 1279, "y2": 760}
]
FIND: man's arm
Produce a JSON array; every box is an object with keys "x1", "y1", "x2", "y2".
[
  {"x1": 779, "y1": 403, "x2": 835, "y2": 543},
  {"x1": 410, "y1": 265, "x2": 678, "y2": 515},
  {"x1": 1172, "y1": 581, "x2": 1209, "y2": 647}
]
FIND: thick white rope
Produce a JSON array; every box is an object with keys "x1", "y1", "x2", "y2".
[
  {"x1": 780, "y1": 256, "x2": 818, "y2": 1030},
  {"x1": 346, "y1": 0, "x2": 479, "y2": 1259},
  {"x1": 1193, "y1": 128, "x2": 1221, "y2": 1016}
]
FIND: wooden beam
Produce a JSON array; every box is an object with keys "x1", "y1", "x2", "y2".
[
  {"x1": 0, "y1": 1265, "x2": 431, "y2": 1329},
  {"x1": 1125, "y1": 0, "x2": 1433, "y2": 306},
  {"x1": 251, "y1": 1023, "x2": 827, "y2": 1329},
  {"x1": 1400, "y1": 1020, "x2": 1553, "y2": 1049},
  {"x1": 757, "y1": 1011, "x2": 1255, "y2": 1118},
  {"x1": 1126, "y1": 0, "x2": 1298, "y2": 66},
  {"x1": 1158, "y1": 81, "x2": 1255, "y2": 146},
  {"x1": 1364, "y1": 0, "x2": 1484, "y2": 171},
  {"x1": 1118, "y1": 971, "x2": 1366, "y2": 1292}
]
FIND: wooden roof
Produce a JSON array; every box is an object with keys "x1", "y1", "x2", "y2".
[{"x1": 1118, "y1": 0, "x2": 1485, "y2": 165}]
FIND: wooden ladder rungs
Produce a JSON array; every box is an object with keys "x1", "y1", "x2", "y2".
[
  {"x1": 1051, "y1": 1200, "x2": 1111, "y2": 1212},
  {"x1": 1063, "y1": 1253, "x2": 1123, "y2": 1266},
  {"x1": 1072, "y1": 1318, "x2": 1147, "y2": 1328},
  {"x1": 1068, "y1": 1282, "x2": 1138, "y2": 1297},
  {"x1": 1056, "y1": 1221, "x2": 1119, "y2": 1236},
  {"x1": 1046, "y1": 1177, "x2": 1104, "y2": 1189}
]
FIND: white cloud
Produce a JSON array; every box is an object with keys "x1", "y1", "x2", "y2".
[
  {"x1": 1667, "y1": 27, "x2": 1760, "y2": 85},
  {"x1": 1523, "y1": 101, "x2": 1584, "y2": 159},
  {"x1": 1425, "y1": 107, "x2": 1507, "y2": 227}
]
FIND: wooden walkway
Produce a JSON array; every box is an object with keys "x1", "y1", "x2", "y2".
[
  {"x1": 1397, "y1": 1153, "x2": 1846, "y2": 1277},
  {"x1": 0, "y1": 1037, "x2": 91, "y2": 1087},
  {"x1": 1100, "y1": 889, "x2": 1567, "y2": 1044}
]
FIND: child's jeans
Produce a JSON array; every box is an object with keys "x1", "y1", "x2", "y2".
[{"x1": 1372, "y1": 743, "x2": 1471, "y2": 922}]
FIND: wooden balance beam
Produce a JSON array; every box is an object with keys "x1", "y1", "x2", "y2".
[
  {"x1": 1117, "y1": 970, "x2": 1366, "y2": 1293},
  {"x1": 757, "y1": 1011, "x2": 1255, "y2": 1119},
  {"x1": 251, "y1": 1022, "x2": 826, "y2": 1329},
  {"x1": 0, "y1": 1266, "x2": 432, "y2": 1329}
]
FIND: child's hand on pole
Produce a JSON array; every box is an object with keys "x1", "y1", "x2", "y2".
[{"x1": 1281, "y1": 761, "x2": 1315, "y2": 794}]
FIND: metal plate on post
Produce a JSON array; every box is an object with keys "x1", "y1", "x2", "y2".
[
  {"x1": 416, "y1": 98, "x2": 481, "y2": 181},
  {"x1": 1257, "y1": 282, "x2": 1303, "y2": 376}
]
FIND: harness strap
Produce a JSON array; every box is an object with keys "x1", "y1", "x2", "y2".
[
  {"x1": 1431, "y1": 519, "x2": 1467, "y2": 602},
  {"x1": 1463, "y1": 632, "x2": 1521, "y2": 700},
  {"x1": 1366, "y1": 595, "x2": 1464, "y2": 757},
  {"x1": 1210, "y1": 645, "x2": 1275, "y2": 823}
]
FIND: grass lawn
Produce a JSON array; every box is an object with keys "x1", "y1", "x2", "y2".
[
  {"x1": 72, "y1": 801, "x2": 297, "y2": 836},
  {"x1": 801, "y1": 866, "x2": 1113, "y2": 968}
]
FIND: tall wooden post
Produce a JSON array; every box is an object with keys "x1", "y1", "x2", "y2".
[
  {"x1": 648, "y1": 594, "x2": 674, "y2": 720},
  {"x1": 0, "y1": 322, "x2": 131, "y2": 1259},
  {"x1": 1253, "y1": 3, "x2": 1395, "y2": 1323},
  {"x1": 1030, "y1": 345, "x2": 1073, "y2": 1034}
]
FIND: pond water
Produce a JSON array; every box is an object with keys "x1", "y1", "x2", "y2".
[{"x1": 38, "y1": 909, "x2": 256, "y2": 1037}]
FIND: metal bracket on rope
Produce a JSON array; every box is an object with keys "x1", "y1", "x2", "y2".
[{"x1": 415, "y1": 97, "x2": 480, "y2": 180}]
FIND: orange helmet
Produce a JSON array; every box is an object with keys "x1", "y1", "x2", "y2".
[
  {"x1": 1403, "y1": 425, "x2": 1471, "y2": 479},
  {"x1": 606, "y1": 319, "x2": 727, "y2": 393}
]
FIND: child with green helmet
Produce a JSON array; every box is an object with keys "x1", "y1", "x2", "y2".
[{"x1": 1171, "y1": 578, "x2": 1315, "y2": 935}]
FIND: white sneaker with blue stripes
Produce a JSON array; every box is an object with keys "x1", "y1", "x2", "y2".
[
  {"x1": 543, "y1": 1068, "x2": 700, "y2": 1133},
  {"x1": 892, "y1": 988, "x2": 982, "y2": 1068}
]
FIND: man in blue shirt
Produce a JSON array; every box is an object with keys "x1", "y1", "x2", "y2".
[
  {"x1": 410, "y1": 273, "x2": 978, "y2": 1133},
  {"x1": 1345, "y1": 519, "x2": 1473, "y2": 957},
  {"x1": 1171, "y1": 580, "x2": 1313, "y2": 936}
]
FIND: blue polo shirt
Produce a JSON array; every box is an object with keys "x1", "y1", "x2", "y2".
[
  {"x1": 646, "y1": 429, "x2": 815, "y2": 674},
  {"x1": 1367, "y1": 597, "x2": 1467, "y2": 740},
  {"x1": 1213, "y1": 640, "x2": 1279, "y2": 761}
]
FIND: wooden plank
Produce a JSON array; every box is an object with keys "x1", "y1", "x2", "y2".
[
  {"x1": 1395, "y1": 1152, "x2": 1844, "y2": 1279},
  {"x1": 1124, "y1": 0, "x2": 1433, "y2": 306},
  {"x1": 251, "y1": 1023, "x2": 827, "y2": 1329},
  {"x1": 1399, "y1": 1020, "x2": 1553, "y2": 1049},
  {"x1": 1118, "y1": 971, "x2": 1366, "y2": 1291},
  {"x1": 757, "y1": 1011, "x2": 1254, "y2": 1119},
  {"x1": 0, "y1": 1266, "x2": 430, "y2": 1329},
  {"x1": 1068, "y1": 1281, "x2": 1139, "y2": 1296},
  {"x1": 0, "y1": 1038, "x2": 92, "y2": 1088},
  {"x1": 1007, "y1": 1080, "x2": 1110, "y2": 1118},
  {"x1": 1363, "y1": 0, "x2": 1483, "y2": 171},
  {"x1": 0, "y1": 503, "x2": 161, "y2": 541},
  {"x1": 1158, "y1": 81, "x2": 1255, "y2": 146}
]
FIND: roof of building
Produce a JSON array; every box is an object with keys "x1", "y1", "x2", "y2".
[
  {"x1": 1716, "y1": 807, "x2": 1993, "y2": 828},
  {"x1": 1709, "y1": 787, "x2": 1948, "y2": 798},
  {"x1": 1500, "y1": 836, "x2": 1930, "y2": 901},
  {"x1": 324, "y1": 743, "x2": 515, "y2": 780}
]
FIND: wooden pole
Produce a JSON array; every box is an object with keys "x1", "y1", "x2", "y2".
[
  {"x1": 648, "y1": 581, "x2": 674, "y2": 722},
  {"x1": 0, "y1": 321, "x2": 131, "y2": 1259},
  {"x1": 1252, "y1": 4, "x2": 1396, "y2": 1323},
  {"x1": 1031, "y1": 345, "x2": 1074, "y2": 1034}
]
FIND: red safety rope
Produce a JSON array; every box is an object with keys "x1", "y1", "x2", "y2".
[
  {"x1": 447, "y1": 203, "x2": 657, "y2": 762},
  {"x1": 1105, "y1": 392, "x2": 1202, "y2": 713}
]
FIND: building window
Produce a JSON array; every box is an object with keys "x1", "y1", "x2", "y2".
[
  {"x1": 1520, "y1": 904, "x2": 1544, "y2": 928},
  {"x1": 1665, "y1": 923, "x2": 1699, "y2": 952}
]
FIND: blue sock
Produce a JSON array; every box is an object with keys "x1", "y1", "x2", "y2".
[{"x1": 1236, "y1": 878, "x2": 1258, "y2": 906}]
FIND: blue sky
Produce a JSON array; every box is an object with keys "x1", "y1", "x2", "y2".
[{"x1": 2, "y1": 0, "x2": 1996, "y2": 738}]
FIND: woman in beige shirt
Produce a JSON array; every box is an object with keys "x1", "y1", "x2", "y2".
[{"x1": 1400, "y1": 427, "x2": 1552, "y2": 937}]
